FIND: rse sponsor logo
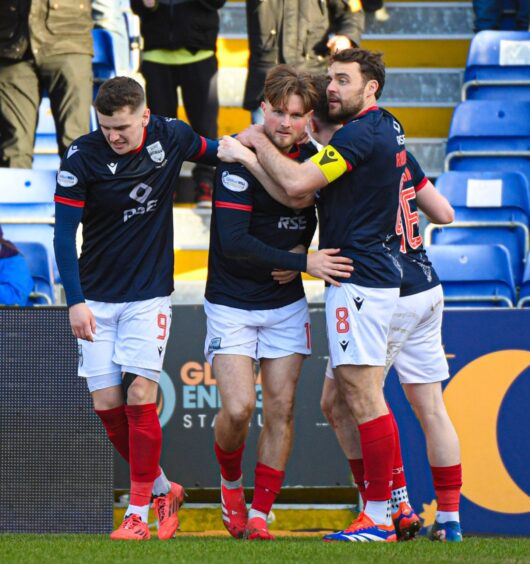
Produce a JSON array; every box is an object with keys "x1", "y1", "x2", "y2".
[
  {"x1": 319, "y1": 148, "x2": 339, "y2": 166},
  {"x1": 396, "y1": 134, "x2": 406, "y2": 146},
  {"x1": 393, "y1": 120, "x2": 402, "y2": 133},
  {"x1": 221, "y1": 171, "x2": 248, "y2": 192},
  {"x1": 278, "y1": 215, "x2": 307, "y2": 230},
  {"x1": 57, "y1": 170, "x2": 78, "y2": 187},
  {"x1": 123, "y1": 199, "x2": 158, "y2": 222},
  {"x1": 129, "y1": 182, "x2": 153, "y2": 204}
]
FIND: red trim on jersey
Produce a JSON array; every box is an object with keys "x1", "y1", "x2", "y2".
[
  {"x1": 415, "y1": 176, "x2": 429, "y2": 192},
  {"x1": 216, "y1": 201, "x2": 253, "y2": 212},
  {"x1": 129, "y1": 127, "x2": 147, "y2": 154},
  {"x1": 54, "y1": 195, "x2": 85, "y2": 208},
  {"x1": 345, "y1": 160, "x2": 353, "y2": 172},
  {"x1": 191, "y1": 136, "x2": 207, "y2": 161},
  {"x1": 287, "y1": 144, "x2": 300, "y2": 160},
  {"x1": 355, "y1": 105, "x2": 379, "y2": 119}
]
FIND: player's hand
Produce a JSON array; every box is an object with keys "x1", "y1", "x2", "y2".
[
  {"x1": 69, "y1": 303, "x2": 96, "y2": 342},
  {"x1": 327, "y1": 35, "x2": 353, "y2": 53},
  {"x1": 306, "y1": 248, "x2": 353, "y2": 287},
  {"x1": 218, "y1": 135, "x2": 257, "y2": 164},
  {"x1": 237, "y1": 124, "x2": 265, "y2": 148}
]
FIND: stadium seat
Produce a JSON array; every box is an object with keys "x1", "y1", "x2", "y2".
[
  {"x1": 427, "y1": 244, "x2": 516, "y2": 307},
  {"x1": 435, "y1": 170, "x2": 530, "y2": 225},
  {"x1": 92, "y1": 28, "x2": 116, "y2": 96},
  {"x1": 445, "y1": 101, "x2": 530, "y2": 180},
  {"x1": 462, "y1": 31, "x2": 530, "y2": 101},
  {"x1": 0, "y1": 168, "x2": 58, "y2": 280},
  {"x1": 15, "y1": 242, "x2": 55, "y2": 305},
  {"x1": 425, "y1": 221, "x2": 528, "y2": 284},
  {"x1": 517, "y1": 252, "x2": 530, "y2": 307}
]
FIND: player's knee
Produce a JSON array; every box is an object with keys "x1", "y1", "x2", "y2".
[
  {"x1": 320, "y1": 395, "x2": 333, "y2": 423},
  {"x1": 264, "y1": 395, "x2": 295, "y2": 424},
  {"x1": 225, "y1": 401, "x2": 255, "y2": 429}
]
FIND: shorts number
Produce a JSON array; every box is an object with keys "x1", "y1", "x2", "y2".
[
  {"x1": 335, "y1": 307, "x2": 349, "y2": 334},
  {"x1": 157, "y1": 313, "x2": 168, "y2": 340},
  {"x1": 304, "y1": 322, "x2": 312, "y2": 349}
]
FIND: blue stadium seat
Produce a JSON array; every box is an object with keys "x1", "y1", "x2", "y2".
[
  {"x1": 517, "y1": 252, "x2": 530, "y2": 307},
  {"x1": 0, "y1": 169, "x2": 58, "y2": 280},
  {"x1": 427, "y1": 244, "x2": 516, "y2": 307},
  {"x1": 462, "y1": 31, "x2": 530, "y2": 101},
  {"x1": 445, "y1": 101, "x2": 530, "y2": 180},
  {"x1": 92, "y1": 28, "x2": 116, "y2": 96},
  {"x1": 15, "y1": 242, "x2": 55, "y2": 305},
  {"x1": 435, "y1": 170, "x2": 530, "y2": 225},
  {"x1": 426, "y1": 221, "x2": 528, "y2": 284}
]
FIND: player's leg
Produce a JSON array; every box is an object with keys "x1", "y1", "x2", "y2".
[
  {"x1": 320, "y1": 366, "x2": 365, "y2": 502},
  {"x1": 245, "y1": 352, "x2": 304, "y2": 540},
  {"x1": 141, "y1": 60, "x2": 179, "y2": 117},
  {"x1": 110, "y1": 297, "x2": 181, "y2": 540},
  {"x1": 243, "y1": 298, "x2": 311, "y2": 540},
  {"x1": 395, "y1": 285, "x2": 462, "y2": 542},
  {"x1": 323, "y1": 284, "x2": 399, "y2": 543},
  {"x1": 204, "y1": 300, "x2": 260, "y2": 538}
]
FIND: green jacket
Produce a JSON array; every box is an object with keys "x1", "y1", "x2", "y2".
[{"x1": 0, "y1": 0, "x2": 93, "y2": 62}]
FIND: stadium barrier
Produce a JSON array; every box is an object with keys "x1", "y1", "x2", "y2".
[
  {"x1": 2, "y1": 306, "x2": 528, "y2": 535},
  {"x1": 0, "y1": 308, "x2": 113, "y2": 533}
]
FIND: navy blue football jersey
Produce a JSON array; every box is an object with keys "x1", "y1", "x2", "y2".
[
  {"x1": 54, "y1": 115, "x2": 209, "y2": 303},
  {"x1": 206, "y1": 149, "x2": 317, "y2": 310},
  {"x1": 310, "y1": 107, "x2": 406, "y2": 288},
  {"x1": 398, "y1": 152, "x2": 441, "y2": 297}
]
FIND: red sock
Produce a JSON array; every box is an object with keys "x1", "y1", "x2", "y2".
[
  {"x1": 431, "y1": 464, "x2": 462, "y2": 512},
  {"x1": 348, "y1": 458, "x2": 367, "y2": 505},
  {"x1": 126, "y1": 403, "x2": 162, "y2": 505},
  {"x1": 251, "y1": 462, "x2": 285, "y2": 515},
  {"x1": 215, "y1": 442, "x2": 245, "y2": 482},
  {"x1": 358, "y1": 413, "x2": 395, "y2": 501},
  {"x1": 388, "y1": 408, "x2": 407, "y2": 490},
  {"x1": 95, "y1": 405, "x2": 130, "y2": 462}
]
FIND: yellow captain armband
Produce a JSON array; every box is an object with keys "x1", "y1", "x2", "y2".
[{"x1": 309, "y1": 145, "x2": 348, "y2": 183}]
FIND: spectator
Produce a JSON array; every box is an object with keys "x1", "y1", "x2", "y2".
[
  {"x1": 92, "y1": 0, "x2": 132, "y2": 75},
  {"x1": 244, "y1": 0, "x2": 364, "y2": 124},
  {"x1": 0, "y1": 226, "x2": 33, "y2": 306},
  {"x1": 131, "y1": 0, "x2": 225, "y2": 207},
  {"x1": 0, "y1": 0, "x2": 93, "y2": 168},
  {"x1": 362, "y1": 0, "x2": 390, "y2": 22},
  {"x1": 472, "y1": 0, "x2": 529, "y2": 32}
]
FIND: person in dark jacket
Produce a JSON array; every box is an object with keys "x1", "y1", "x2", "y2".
[
  {"x1": 0, "y1": 0, "x2": 93, "y2": 168},
  {"x1": 244, "y1": 0, "x2": 364, "y2": 123},
  {"x1": 0, "y1": 226, "x2": 33, "y2": 306},
  {"x1": 131, "y1": 0, "x2": 226, "y2": 207}
]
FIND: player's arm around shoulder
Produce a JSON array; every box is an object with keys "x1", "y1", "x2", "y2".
[{"x1": 416, "y1": 180, "x2": 454, "y2": 225}]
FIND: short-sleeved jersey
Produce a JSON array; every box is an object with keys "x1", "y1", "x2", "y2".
[
  {"x1": 398, "y1": 152, "x2": 441, "y2": 297},
  {"x1": 54, "y1": 115, "x2": 207, "y2": 303},
  {"x1": 314, "y1": 107, "x2": 406, "y2": 288},
  {"x1": 206, "y1": 149, "x2": 317, "y2": 310}
]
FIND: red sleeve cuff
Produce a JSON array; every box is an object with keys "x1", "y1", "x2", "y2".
[
  {"x1": 54, "y1": 195, "x2": 85, "y2": 208},
  {"x1": 415, "y1": 177, "x2": 428, "y2": 192}
]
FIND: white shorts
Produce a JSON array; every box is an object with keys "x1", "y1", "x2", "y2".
[
  {"x1": 326, "y1": 284, "x2": 400, "y2": 368},
  {"x1": 78, "y1": 296, "x2": 172, "y2": 391},
  {"x1": 386, "y1": 285, "x2": 449, "y2": 384},
  {"x1": 204, "y1": 298, "x2": 311, "y2": 365},
  {"x1": 324, "y1": 284, "x2": 449, "y2": 384}
]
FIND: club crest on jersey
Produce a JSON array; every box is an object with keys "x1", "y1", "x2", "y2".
[
  {"x1": 57, "y1": 170, "x2": 78, "y2": 187},
  {"x1": 221, "y1": 171, "x2": 248, "y2": 192},
  {"x1": 146, "y1": 141, "x2": 165, "y2": 163}
]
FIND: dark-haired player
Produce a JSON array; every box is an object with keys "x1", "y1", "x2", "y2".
[
  {"x1": 233, "y1": 48, "x2": 408, "y2": 542},
  {"x1": 53, "y1": 76, "x2": 218, "y2": 541}
]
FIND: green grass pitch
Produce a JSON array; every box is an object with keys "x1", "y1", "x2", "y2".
[{"x1": 1, "y1": 535, "x2": 529, "y2": 563}]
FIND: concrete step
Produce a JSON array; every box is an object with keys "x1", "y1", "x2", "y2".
[{"x1": 220, "y1": 2, "x2": 474, "y2": 39}]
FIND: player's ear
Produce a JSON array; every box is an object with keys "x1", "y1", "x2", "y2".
[
  {"x1": 142, "y1": 107, "x2": 151, "y2": 127},
  {"x1": 366, "y1": 79, "x2": 378, "y2": 98}
]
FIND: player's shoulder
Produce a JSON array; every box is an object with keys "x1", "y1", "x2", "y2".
[{"x1": 150, "y1": 114, "x2": 195, "y2": 140}]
